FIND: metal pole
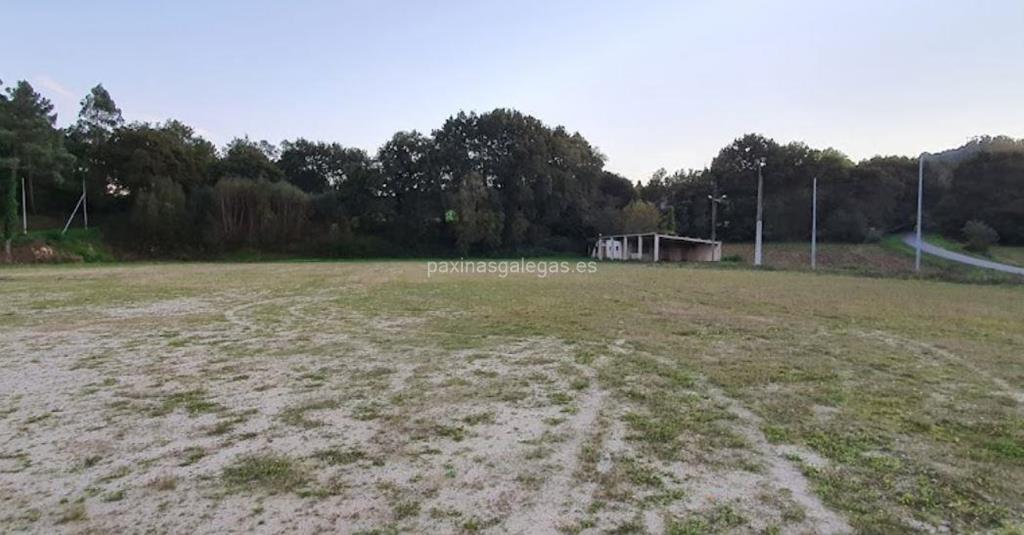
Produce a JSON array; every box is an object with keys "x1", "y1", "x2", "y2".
[
  {"x1": 82, "y1": 178, "x2": 88, "y2": 230},
  {"x1": 754, "y1": 162, "x2": 764, "y2": 266},
  {"x1": 710, "y1": 185, "x2": 718, "y2": 242},
  {"x1": 811, "y1": 177, "x2": 817, "y2": 270},
  {"x1": 915, "y1": 154, "x2": 925, "y2": 272},
  {"x1": 20, "y1": 172, "x2": 27, "y2": 235}
]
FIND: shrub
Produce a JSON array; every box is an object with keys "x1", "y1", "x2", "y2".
[
  {"x1": 207, "y1": 177, "x2": 310, "y2": 251},
  {"x1": 619, "y1": 200, "x2": 662, "y2": 234},
  {"x1": 128, "y1": 177, "x2": 190, "y2": 250},
  {"x1": 962, "y1": 220, "x2": 999, "y2": 253}
]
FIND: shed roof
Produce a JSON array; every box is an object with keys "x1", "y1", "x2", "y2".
[{"x1": 595, "y1": 232, "x2": 721, "y2": 246}]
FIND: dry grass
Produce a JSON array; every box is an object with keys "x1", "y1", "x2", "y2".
[{"x1": 0, "y1": 260, "x2": 1022, "y2": 533}]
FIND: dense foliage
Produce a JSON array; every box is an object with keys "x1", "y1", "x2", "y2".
[{"x1": 1, "y1": 79, "x2": 1022, "y2": 259}]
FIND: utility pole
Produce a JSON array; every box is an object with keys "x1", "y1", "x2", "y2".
[
  {"x1": 811, "y1": 176, "x2": 817, "y2": 270},
  {"x1": 915, "y1": 153, "x2": 927, "y2": 272},
  {"x1": 754, "y1": 159, "x2": 765, "y2": 266},
  {"x1": 708, "y1": 179, "x2": 727, "y2": 242}
]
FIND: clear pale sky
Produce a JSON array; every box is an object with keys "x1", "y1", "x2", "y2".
[{"x1": 4, "y1": 0, "x2": 1023, "y2": 181}]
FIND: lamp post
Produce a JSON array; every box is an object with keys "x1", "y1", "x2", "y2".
[
  {"x1": 915, "y1": 153, "x2": 928, "y2": 272},
  {"x1": 708, "y1": 182, "x2": 727, "y2": 242},
  {"x1": 811, "y1": 176, "x2": 818, "y2": 270},
  {"x1": 754, "y1": 159, "x2": 765, "y2": 266}
]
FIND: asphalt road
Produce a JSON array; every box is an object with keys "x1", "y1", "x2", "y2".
[{"x1": 902, "y1": 233, "x2": 1024, "y2": 276}]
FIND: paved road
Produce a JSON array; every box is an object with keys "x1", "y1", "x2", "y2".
[{"x1": 901, "y1": 233, "x2": 1024, "y2": 276}]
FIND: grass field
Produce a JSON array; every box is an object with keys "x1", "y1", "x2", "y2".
[
  {"x1": 992, "y1": 247, "x2": 1024, "y2": 268},
  {"x1": 1, "y1": 261, "x2": 1023, "y2": 534}
]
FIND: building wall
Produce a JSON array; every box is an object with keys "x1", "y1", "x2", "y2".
[
  {"x1": 593, "y1": 236, "x2": 721, "y2": 262},
  {"x1": 660, "y1": 241, "x2": 720, "y2": 262}
]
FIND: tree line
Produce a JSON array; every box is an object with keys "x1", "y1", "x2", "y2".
[{"x1": 2, "y1": 79, "x2": 1022, "y2": 259}]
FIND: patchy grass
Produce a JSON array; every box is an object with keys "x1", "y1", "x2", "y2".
[
  {"x1": 222, "y1": 453, "x2": 307, "y2": 493},
  {"x1": 1, "y1": 261, "x2": 1022, "y2": 533},
  {"x1": 278, "y1": 398, "x2": 341, "y2": 428},
  {"x1": 157, "y1": 389, "x2": 222, "y2": 416},
  {"x1": 313, "y1": 447, "x2": 366, "y2": 466}
]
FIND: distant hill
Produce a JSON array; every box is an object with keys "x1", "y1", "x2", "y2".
[{"x1": 928, "y1": 135, "x2": 1024, "y2": 184}]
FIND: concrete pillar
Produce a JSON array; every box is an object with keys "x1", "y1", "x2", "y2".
[
  {"x1": 653, "y1": 234, "x2": 660, "y2": 262},
  {"x1": 638, "y1": 235, "x2": 644, "y2": 259}
]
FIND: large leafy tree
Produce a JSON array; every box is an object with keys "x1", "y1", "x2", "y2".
[
  {"x1": 215, "y1": 137, "x2": 283, "y2": 181},
  {"x1": 937, "y1": 152, "x2": 1024, "y2": 244},
  {"x1": 433, "y1": 109, "x2": 614, "y2": 251},
  {"x1": 102, "y1": 120, "x2": 217, "y2": 197},
  {"x1": 377, "y1": 130, "x2": 441, "y2": 244},
  {"x1": 450, "y1": 172, "x2": 503, "y2": 254},
  {"x1": 279, "y1": 139, "x2": 368, "y2": 194},
  {"x1": 709, "y1": 134, "x2": 780, "y2": 241},
  {"x1": 279, "y1": 138, "x2": 388, "y2": 232}
]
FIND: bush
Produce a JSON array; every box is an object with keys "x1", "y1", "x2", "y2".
[
  {"x1": 207, "y1": 178, "x2": 310, "y2": 251},
  {"x1": 619, "y1": 200, "x2": 661, "y2": 234},
  {"x1": 962, "y1": 220, "x2": 999, "y2": 253},
  {"x1": 128, "y1": 177, "x2": 190, "y2": 250}
]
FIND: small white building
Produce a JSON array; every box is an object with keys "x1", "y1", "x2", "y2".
[{"x1": 591, "y1": 232, "x2": 722, "y2": 262}]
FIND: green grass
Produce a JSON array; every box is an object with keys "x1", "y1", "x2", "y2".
[
  {"x1": 881, "y1": 234, "x2": 1024, "y2": 283},
  {"x1": 14, "y1": 227, "x2": 115, "y2": 262},
  {"x1": 992, "y1": 245, "x2": 1024, "y2": 267},
  {"x1": 222, "y1": 453, "x2": 308, "y2": 493}
]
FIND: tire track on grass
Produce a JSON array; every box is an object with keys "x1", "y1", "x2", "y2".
[
  {"x1": 616, "y1": 341, "x2": 852, "y2": 533},
  {"x1": 703, "y1": 382, "x2": 853, "y2": 534},
  {"x1": 859, "y1": 329, "x2": 1024, "y2": 406},
  {"x1": 501, "y1": 365, "x2": 606, "y2": 534}
]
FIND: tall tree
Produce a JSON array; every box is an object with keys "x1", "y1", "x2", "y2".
[
  {"x1": 103, "y1": 120, "x2": 217, "y2": 197},
  {"x1": 937, "y1": 152, "x2": 1024, "y2": 244},
  {"x1": 66, "y1": 84, "x2": 124, "y2": 209},
  {"x1": 279, "y1": 139, "x2": 361, "y2": 194},
  {"x1": 215, "y1": 137, "x2": 283, "y2": 181},
  {"x1": 0, "y1": 81, "x2": 73, "y2": 214},
  {"x1": 378, "y1": 130, "x2": 440, "y2": 244},
  {"x1": 450, "y1": 172, "x2": 503, "y2": 254},
  {"x1": 0, "y1": 83, "x2": 16, "y2": 259}
]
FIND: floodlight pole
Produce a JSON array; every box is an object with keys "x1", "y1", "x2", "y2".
[
  {"x1": 708, "y1": 179, "x2": 726, "y2": 242},
  {"x1": 915, "y1": 153, "x2": 927, "y2": 272},
  {"x1": 754, "y1": 160, "x2": 765, "y2": 266},
  {"x1": 811, "y1": 176, "x2": 817, "y2": 270}
]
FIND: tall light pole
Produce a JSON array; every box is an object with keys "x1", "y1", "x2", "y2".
[
  {"x1": 754, "y1": 159, "x2": 765, "y2": 266},
  {"x1": 811, "y1": 176, "x2": 818, "y2": 270},
  {"x1": 708, "y1": 180, "x2": 727, "y2": 242},
  {"x1": 915, "y1": 153, "x2": 928, "y2": 272}
]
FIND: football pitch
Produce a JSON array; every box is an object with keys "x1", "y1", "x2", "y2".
[{"x1": 1, "y1": 261, "x2": 1022, "y2": 534}]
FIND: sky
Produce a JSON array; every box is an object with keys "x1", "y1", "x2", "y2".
[{"x1": 3, "y1": 0, "x2": 1023, "y2": 181}]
